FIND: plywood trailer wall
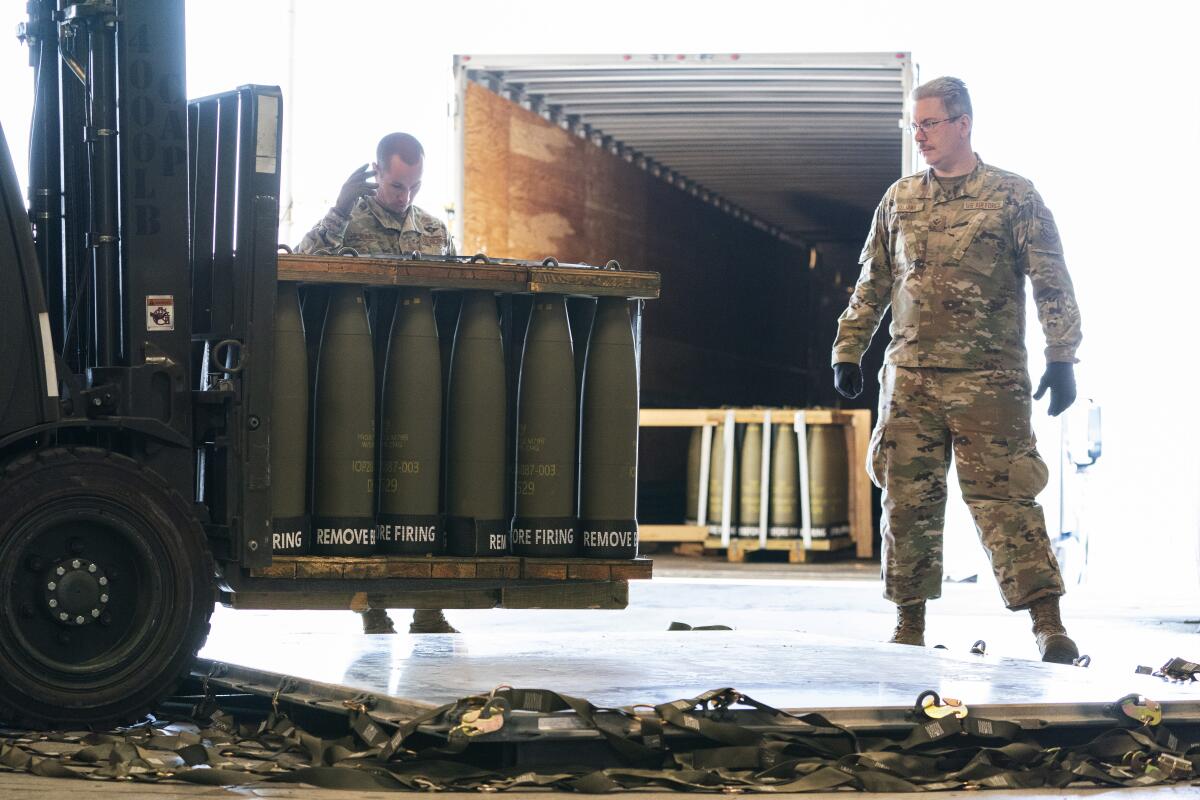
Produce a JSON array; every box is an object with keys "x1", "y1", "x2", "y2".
[{"x1": 462, "y1": 82, "x2": 815, "y2": 409}]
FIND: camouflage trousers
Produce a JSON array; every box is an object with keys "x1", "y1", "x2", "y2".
[{"x1": 868, "y1": 366, "x2": 1065, "y2": 610}]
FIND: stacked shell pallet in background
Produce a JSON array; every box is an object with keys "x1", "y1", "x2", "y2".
[
  {"x1": 264, "y1": 252, "x2": 656, "y2": 573},
  {"x1": 638, "y1": 409, "x2": 873, "y2": 563}
]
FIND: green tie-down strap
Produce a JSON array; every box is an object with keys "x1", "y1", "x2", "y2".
[{"x1": 0, "y1": 686, "x2": 1198, "y2": 792}]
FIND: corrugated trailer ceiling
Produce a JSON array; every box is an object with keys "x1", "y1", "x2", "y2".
[{"x1": 455, "y1": 53, "x2": 912, "y2": 248}]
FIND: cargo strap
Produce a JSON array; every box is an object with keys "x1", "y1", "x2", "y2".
[
  {"x1": 1, "y1": 686, "x2": 1197, "y2": 792},
  {"x1": 900, "y1": 690, "x2": 1024, "y2": 748},
  {"x1": 1137, "y1": 656, "x2": 1200, "y2": 682}
]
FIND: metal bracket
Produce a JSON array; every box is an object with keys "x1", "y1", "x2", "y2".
[
  {"x1": 915, "y1": 690, "x2": 968, "y2": 720},
  {"x1": 1107, "y1": 694, "x2": 1162, "y2": 727}
]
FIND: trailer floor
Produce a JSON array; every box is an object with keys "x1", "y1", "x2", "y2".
[{"x1": 4, "y1": 555, "x2": 1199, "y2": 797}]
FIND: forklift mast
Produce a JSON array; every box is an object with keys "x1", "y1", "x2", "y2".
[
  {"x1": 0, "y1": 0, "x2": 282, "y2": 727},
  {"x1": 27, "y1": 0, "x2": 196, "y2": 451},
  {"x1": 14, "y1": 0, "x2": 281, "y2": 563}
]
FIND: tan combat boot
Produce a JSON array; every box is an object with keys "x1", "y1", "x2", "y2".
[
  {"x1": 889, "y1": 601, "x2": 926, "y2": 647},
  {"x1": 409, "y1": 609, "x2": 459, "y2": 634},
  {"x1": 1029, "y1": 595, "x2": 1079, "y2": 664},
  {"x1": 360, "y1": 607, "x2": 397, "y2": 634}
]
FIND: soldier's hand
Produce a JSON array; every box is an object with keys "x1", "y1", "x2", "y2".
[
  {"x1": 833, "y1": 362, "x2": 864, "y2": 399},
  {"x1": 334, "y1": 164, "x2": 376, "y2": 216},
  {"x1": 1033, "y1": 362, "x2": 1076, "y2": 416}
]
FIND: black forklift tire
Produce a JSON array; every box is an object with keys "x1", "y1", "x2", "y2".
[{"x1": 0, "y1": 446, "x2": 215, "y2": 728}]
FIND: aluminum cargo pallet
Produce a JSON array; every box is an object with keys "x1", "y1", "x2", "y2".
[{"x1": 196, "y1": 630, "x2": 1200, "y2": 734}]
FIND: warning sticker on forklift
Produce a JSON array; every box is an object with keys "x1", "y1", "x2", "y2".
[{"x1": 146, "y1": 296, "x2": 175, "y2": 331}]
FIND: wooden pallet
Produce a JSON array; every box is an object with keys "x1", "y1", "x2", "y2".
[
  {"x1": 638, "y1": 408, "x2": 874, "y2": 558},
  {"x1": 703, "y1": 536, "x2": 853, "y2": 564},
  {"x1": 249, "y1": 555, "x2": 652, "y2": 582},
  {"x1": 278, "y1": 254, "x2": 660, "y2": 299},
  {"x1": 232, "y1": 556, "x2": 653, "y2": 611},
  {"x1": 640, "y1": 524, "x2": 708, "y2": 543}
]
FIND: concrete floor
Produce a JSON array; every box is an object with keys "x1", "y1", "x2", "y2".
[{"x1": 4, "y1": 553, "x2": 1200, "y2": 798}]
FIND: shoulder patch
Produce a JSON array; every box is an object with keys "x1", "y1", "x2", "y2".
[{"x1": 1033, "y1": 204, "x2": 1062, "y2": 251}]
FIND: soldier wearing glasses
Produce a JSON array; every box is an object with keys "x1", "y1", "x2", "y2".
[{"x1": 831, "y1": 77, "x2": 1083, "y2": 663}]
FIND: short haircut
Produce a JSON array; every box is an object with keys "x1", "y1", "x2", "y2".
[
  {"x1": 376, "y1": 132, "x2": 424, "y2": 167},
  {"x1": 912, "y1": 76, "x2": 973, "y2": 121}
]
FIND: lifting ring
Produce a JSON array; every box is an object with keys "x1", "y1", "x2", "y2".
[{"x1": 213, "y1": 339, "x2": 244, "y2": 373}]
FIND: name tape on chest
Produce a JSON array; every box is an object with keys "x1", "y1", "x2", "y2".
[{"x1": 962, "y1": 201, "x2": 1003, "y2": 211}]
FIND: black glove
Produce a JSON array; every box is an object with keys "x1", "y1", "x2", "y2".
[
  {"x1": 833, "y1": 362, "x2": 864, "y2": 399},
  {"x1": 334, "y1": 163, "x2": 377, "y2": 216},
  {"x1": 1033, "y1": 362, "x2": 1076, "y2": 416}
]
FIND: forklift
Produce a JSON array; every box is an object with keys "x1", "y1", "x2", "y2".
[{"x1": 1, "y1": 0, "x2": 657, "y2": 728}]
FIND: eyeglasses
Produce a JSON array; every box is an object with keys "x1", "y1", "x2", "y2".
[{"x1": 909, "y1": 115, "x2": 963, "y2": 134}]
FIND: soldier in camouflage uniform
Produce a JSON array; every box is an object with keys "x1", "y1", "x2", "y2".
[
  {"x1": 297, "y1": 133, "x2": 453, "y2": 258},
  {"x1": 831, "y1": 77, "x2": 1083, "y2": 664},
  {"x1": 298, "y1": 132, "x2": 456, "y2": 636}
]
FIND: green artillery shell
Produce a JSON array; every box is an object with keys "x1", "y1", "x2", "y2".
[
  {"x1": 707, "y1": 423, "x2": 725, "y2": 533},
  {"x1": 270, "y1": 282, "x2": 310, "y2": 555},
  {"x1": 513, "y1": 295, "x2": 578, "y2": 557},
  {"x1": 685, "y1": 426, "x2": 702, "y2": 525},
  {"x1": 445, "y1": 290, "x2": 509, "y2": 556},
  {"x1": 737, "y1": 423, "x2": 763, "y2": 537},
  {"x1": 769, "y1": 422, "x2": 801, "y2": 537},
  {"x1": 567, "y1": 296, "x2": 596, "y2": 394},
  {"x1": 379, "y1": 287, "x2": 443, "y2": 555},
  {"x1": 312, "y1": 284, "x2": 377, "y2": 555},
  {"x1": 578, "y1": 297, "x2": 639, "y2": 558},
  {"x1": 808, "y1": 424, "x2": 849, "y2": 530}
]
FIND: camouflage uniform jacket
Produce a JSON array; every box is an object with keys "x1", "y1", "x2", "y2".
[
  {"x1": 296, "y1": 197, "x2": 454, "y2": 257},
  {"x1": 832, "y1": 155, "x2": 1081, "y2": 370}
]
